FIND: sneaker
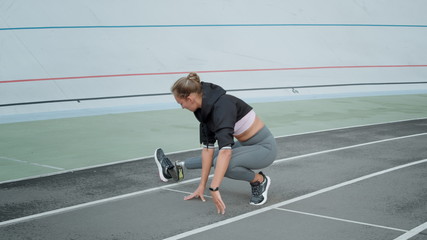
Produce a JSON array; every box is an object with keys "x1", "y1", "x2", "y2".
[
  {"x1": 249, "y1": 172, "x2": 271, "y2": 206},
  {"x1": 154, "y1": 148, "x2": 174, "y2": 182}
]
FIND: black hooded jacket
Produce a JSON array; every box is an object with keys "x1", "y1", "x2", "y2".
[{"x1": 194, "y1": 82, "x2": 253, "y2": 149}]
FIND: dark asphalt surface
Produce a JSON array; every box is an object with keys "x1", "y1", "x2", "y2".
[{"x1": 1, "y1": 119, "x2": 427, "y2": 239}]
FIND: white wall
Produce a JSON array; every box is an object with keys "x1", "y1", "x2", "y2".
[{"x1": 1, "y1": 0, "x2": 427, "y2": 122}]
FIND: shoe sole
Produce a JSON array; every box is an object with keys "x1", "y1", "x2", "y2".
[
  {"x1": 250, "y1": 176, "x2": 271, "y2": 206},
  {"x1": 154, "y1": 148, "x2": 169, "y2": 182}
]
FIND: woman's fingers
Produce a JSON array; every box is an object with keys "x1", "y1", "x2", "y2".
[
  {"x1": 184, "y1": 188, "x2": 229, "y2": 214},
  {"x1": 183, "y1": 193, "x2": 195, "y2": 201},
  {"x1": 211, "y1": 191, "x2": 226, "y2": 214},
  {"x1": 184, "y1": 191, "x2": 206, "y2": 202},
  {"x1": 216, "y1": 199, "x2": 226, "y2": 214}
]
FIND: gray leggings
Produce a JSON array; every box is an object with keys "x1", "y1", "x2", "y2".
[{"x1": 184, "y1": 126, "x2": 277, "y2": 182}]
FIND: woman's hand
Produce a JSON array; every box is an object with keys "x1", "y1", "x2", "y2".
[
  {"x1": 211, "y1": 190, "x2": 226, "y2": 215},
  {"x1": 183, "y1": 185, "x2": 226, "y2": 214},
  {"x1": 184, "y1": 185, "x2": 206, "y2": 202}
]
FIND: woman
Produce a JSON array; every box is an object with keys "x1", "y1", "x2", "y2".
[{"x1": 154, "y1": 72, "x2": 277, "y2": 214}]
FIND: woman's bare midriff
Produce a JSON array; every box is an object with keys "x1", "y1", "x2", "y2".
[{"x1": 234, "y1": 116, "x2": 265, "y2": 142}]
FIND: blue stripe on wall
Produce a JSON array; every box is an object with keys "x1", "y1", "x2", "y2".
[{"x1": 1, "y1": 23, "x2": 427, "y2": 31}]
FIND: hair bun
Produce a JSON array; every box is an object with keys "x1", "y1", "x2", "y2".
[
  {"x1": 171, "y1": 72, "x2": 202, "y2": 98},
  {"x1": 188, "y1": 72, "x2": 200, "y2": 83}
]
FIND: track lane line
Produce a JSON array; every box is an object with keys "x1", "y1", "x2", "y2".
[
  {"x1": 0, "y1": 176, "x2": 205, "y2": 227},
  {"x1": 0, "y1": 156, "x2": 65, "y2": 171},
  {"x1": 393, "y1": 222, "x2": 427, "y2": 240},
  {"x1": 274, "y1": 132, "x2": 427, "y2": 164},
  {"x1": 163, "y1": 187, "x2": 212, "y2": 199},
  {"x1": 1, "y1": 133, "x2": 426, "y2": 227},
  {"x1": 164, "y1": 158, "x2": 427, "y2": 240},
  {"x1": 276, "y1": 208, "x2": 407, "y2": 233}
]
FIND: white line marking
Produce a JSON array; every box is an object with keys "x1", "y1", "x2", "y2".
[
  {"x1": 163, "y1": 159, "x2": 427, "y2": 240},
  {"x1": 2, "y1": 117, "x2": 425, "y2": 184},
  {"x1": 163, "y1": 187, "x2": 212, "y2": 199},
  {"x1": 274, "y1": 132, "x2": 427, "y2": 164},
  {"x1": 0, "y1": 151, "x2": 203, "y2": 185},
  {"x1": 276, "y1": 208, "x2": 407, "y2": 233},
  {"x1": 393, "y1": 222, "x2": 427, "y2": 240},
  {"x1": 1, "y1": 132, "x2": 425, "y2": 227},
  {"x1": 0, "y1": 176, "x2": 209, "y2": 227},
  {"x1": 274, "y1": 117, "x2": 427, "y2": 139},
  {"x1": 0, "y1": 156, "x2": 65, "y2": 171}
]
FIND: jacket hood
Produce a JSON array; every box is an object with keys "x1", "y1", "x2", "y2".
[{"x1": 195, "y1": 82, "x2": 226, "y2": 122}]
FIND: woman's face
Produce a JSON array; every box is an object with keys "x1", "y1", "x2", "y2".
[{"x1": 174, "y1": 93, "x2": 200, "y2": 112}]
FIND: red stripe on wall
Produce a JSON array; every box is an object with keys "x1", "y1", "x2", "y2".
[{"x1": 1, "y1": 65, "x2": 427, "y2": 84}]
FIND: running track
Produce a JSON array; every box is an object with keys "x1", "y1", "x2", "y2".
[{"x1": 1, "y1": 119, "x2": 426, "y2": 239}]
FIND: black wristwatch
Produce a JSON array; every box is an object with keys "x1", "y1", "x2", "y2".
[{"x1": 209, "y1": 187, "x2": 219, "y2": 192}]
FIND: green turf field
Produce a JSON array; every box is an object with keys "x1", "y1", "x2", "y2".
[{"x1": 1, "y1": 94, "x2": 426, "y2": 182}]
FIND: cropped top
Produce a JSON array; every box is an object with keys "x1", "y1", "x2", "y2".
[{"x1": 234, "y1": 110, "x2": 256, "y2": 136}]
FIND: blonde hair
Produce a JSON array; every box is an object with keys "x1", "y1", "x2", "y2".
[{"x1": 171, "y1": 72, "x2": 202, "y2": 98}]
